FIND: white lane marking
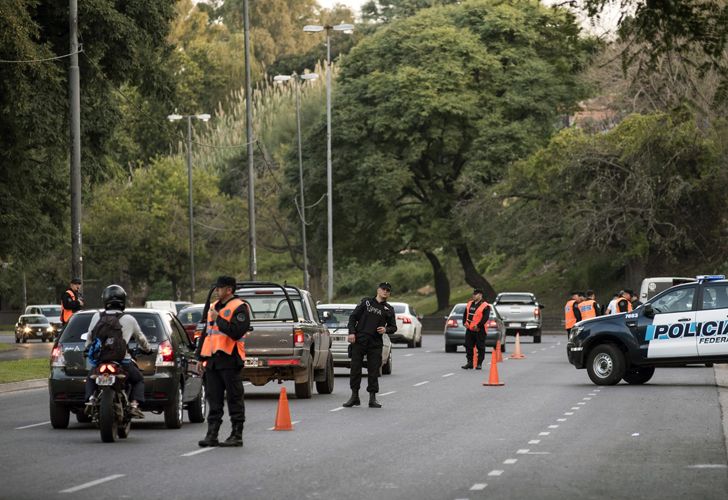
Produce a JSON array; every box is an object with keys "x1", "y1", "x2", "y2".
[
  {"x1": 687, "y1": 464, "x2": 728, "y2": 469},
  {"x1": 181, "y1": 448, "x2": 216, "y2": 457},
  {"x1": 548, "y1": 425, "x2": 559, "y2": 429},
  {"x1": 632, "y1": 433, "x2": 639, "y2": 437},
  {"x1": 583, "y1": 397, "x2": 592, "y2": 400},
  {"x1": 526, "y1": 451, "x2": 551, "y2": 455},
  {"x1": 557, "y1": 342, "x2": 561, "y2": 346},
  {"x1": 565, "y1": 412, "x2": 574, "y2": 416},
  {"x1": 540, "y1": 348, "x2": 547, "y2": 351},
  {"x1": 15, "y1": 420, "x2": 50, "y2": 430},
  {"x1": 530, "y1": 351, "x2": 538, "y2": 354},
  {"x1": 426, "y1": 350, "x2": 432, "y2": 353},
  {"x1": 571, "y1": 407, "x2": 580, "y2": 410},
  {"x1": 404, "y1": 354, "x2": 414, "y2": 357},
  {"x1": 551, "y1": 345, "x2": 556, "y2": 348},
  {"x1": 470, "y1": 484, "x2": 487, "y2": 491},
  {"x1": 503, "y1": 459, "x2": 518, "y2": 465},
  {"x1": 557, "y1": 418, "x2": 567, "y2": 422},
  {"x1": 267, "y1": 420, "x2": 300, "y2": 431},
  {"x1": 588, "y1": 393, "x2": 597, "y2": 396},
  {"x1": 528, "y1": 440, "x2": 540, "y2": 444},
  {"x1": 539, "y1": 432, "x2": 550, "y2": 436},
  {"x1": 413, "y1": 381, "x2": 430, "y2": 387},
  {"x1": 442, "y1": 373, "x2": 455, "y2": 378},
  {"x1": 517, "y1": 449, "x2": 529, "y2": 454},
  {"x1": 488, "y1": 470, "x2": 503, "y2": 477},
  {"x1": 60, "y1": 474, "x2": 125, "y2": 493},
  {"x1": 577, "y1": 402, "x2": 586, "y2": 406},
  {"x1": 330, "y1": 407, "x2": 345, "y2": 412},
  {"x1": 380, "y1": 391, "x2": 397, "y2": 396}
]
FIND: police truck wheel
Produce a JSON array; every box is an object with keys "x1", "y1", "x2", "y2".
[
  {"x1": 533, "y1": 330, "x2": 542, "y2": 343},
  {"x1": 316, "y1": 354, "x2": 335, "y2": 394},
  {"x1": 49, "y1": 401, "x2": 70, "y2": 429},
  {"x1": 187, "y1": 384, "x2": 207, "y2": 423},
  {"x1": 295, "y1": 362, "x2": 314, "y2": 399},
  {"x1": 586, "y1": 344, "x2": 625, "y2": 385},
  {"x1": 15, "y1": 335, "x2": 19, "y2": 343},
  {"x1": 164, "y1": 384, "x2": 184, "y2": 429},
  {"x1": 622, "y1": 366, "x2": 655, "y2": 385},
  {"x1": 382, "y1": 353, "x2": 392, "y2": 375}
]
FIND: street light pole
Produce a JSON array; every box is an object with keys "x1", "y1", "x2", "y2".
[
  {"x1": 243, "y1": 0, "x2": 257, "y2": 281},
  {"x1": 69, "y1": 0, "x2": 83, "y2": 281}
]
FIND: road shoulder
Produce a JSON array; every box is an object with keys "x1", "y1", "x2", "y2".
[
  {"x1": 714, "y1": 365, "x2": 728, "y2": 462},
  {"x1": 0, "y1": 378, "x2": 47, "y2": 394}
]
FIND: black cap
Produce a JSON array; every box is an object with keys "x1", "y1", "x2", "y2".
[
  {"x1": 214, "y1": 276, "x2": 237, "y2": 289},
  {"x1": 70, "y1": 277, "x2": 82, "y2": 285},
  {"x1": 473, "y1": 288, "x2": 484, "y2": 295},
  {"x1": 378, "y1": 281, "x2": 392, "y2": 291},
  {"x1": 578, "y1": 291, "x2": 586, "y2": 297},
  {"x1": 623, "y1": 288, "x2": 634, "y2": 296},
  {"x1": 570, "y1": 291, "x2": 579, "y2": 296}
]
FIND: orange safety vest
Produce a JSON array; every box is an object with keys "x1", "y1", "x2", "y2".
[
  {"x1": 615, "y1": 298, "x2": 633, "y2": 314},
  {"x1": 564, "y1": 299, "x2": 578, "y2": 329},
  {"x1": 200, "y1": 298, "x2": 247, "y2": 359},
  {"x1": 464, "y1": 300, "x2": 490, "y2": 331},
  {"x1": 578, "y1": 299, "x2": 598, "y2": 320},
  {"x1": 61, "y1": 289, "x2": 76, "y2": 324}
]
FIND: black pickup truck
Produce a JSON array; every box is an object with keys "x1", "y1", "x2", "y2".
[{"x1": 567, "y1": 276, "x2": 728, "y2": 385}]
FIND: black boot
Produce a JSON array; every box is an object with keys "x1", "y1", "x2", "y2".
[
  {"x1": 475, "y1": 364, "x2": 483, "y2": 370},
  {"x1": 342, "y1": 391, "x2": 360, "y2": 407},
  {"x1": 219, "y1": 422, "x2": 244, "y2": 447},
  {"x1": 461, "y1": 364, "x2": 473, "y2": 370},
  {"x1": 198, "y1": 421, "x2": 221, "y2": 447},
  {"x1": 368, "y1": 393, "x2": 382, "y2": 408}
]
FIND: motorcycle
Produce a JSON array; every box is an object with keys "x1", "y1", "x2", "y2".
[{"x1": 88, "y1": 361, "x2": 132, "y2": 442}]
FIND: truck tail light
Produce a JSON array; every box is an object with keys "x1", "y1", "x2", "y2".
[
  {"x1": 156, "y1": 340, "x2": 174, "y2": 367},
  {"x1": 486, "y1": 320, "x2": 497, "y2": 329},
  {"x1": 293, "y1": 328, "x2": 305, "y2": 347},
  {"x1": 51, "y1": 345, "x2": 66, "y2": 367},
  {"x1": 446, "y1": 319, "x2": 458, "y2": 328},
  {"x1": 398, "y1": 316, "x2": 412, "y2": 324},
  {"x1": 534, "y1": 307, "x2": 540, "y2": 318}
]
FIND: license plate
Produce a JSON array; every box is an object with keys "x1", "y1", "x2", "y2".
[
  {"x1": 333, "y1": 335, "x2": 347, "y2": 342},
  {"x1": 96, "y1": 374, "x2": 115, "y2": 386},
  {"x1": 244, "y1": 358, "x2": 259, "y2": 368},
  {"x1": 510, "y1": 323, "x2": 522, "y2": 328}
]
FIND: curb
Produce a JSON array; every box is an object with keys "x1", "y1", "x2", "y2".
[
  {"x1": 0, "y1": 378, "x2": 47, "y2": 395},
  {"x1": 713, "y1": 365, "x2": 728, "y2": 461}
]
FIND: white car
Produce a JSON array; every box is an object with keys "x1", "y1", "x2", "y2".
[
  {"x1": 25, "y1": 304, "x2": 62, "y2": 330},
  {"x1": 388, "y1": 302, "x2": 423, "y2": 348}
]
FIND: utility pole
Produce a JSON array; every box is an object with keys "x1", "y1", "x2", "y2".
[
  {"x1": 295, "y1": 79, "x2": 310, "y2": 291},
  {"x1": 69, "y1": 0, "x2": 83, "y2": 281},
  {"x1": 243, "y1": 0, "x2": 257, "y2": 280},
  {"x1": 186, "y1": 116, "x2": 195, "y2": 301},
  {"x1": 325, "y1": 29, "x2": 333, "y2": 302}
]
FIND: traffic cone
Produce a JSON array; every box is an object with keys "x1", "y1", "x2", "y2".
[
  {"x1": 495, "y1": 340, "x2": 503, "y2": 363},
  {"x1": 473, "y1": 346, "x2": 478, "y2": 367},
  {"x1": 273, "y1": 387, "x2": 293, "y2": 431},
  {"x1": 509, "y1": 333, "x2": 526, "y2": 359},
  {"x1": 482, "y1": 349, "x2": 504, "y2": 386}
]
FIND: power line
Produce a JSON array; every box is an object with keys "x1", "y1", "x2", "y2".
[{"x1": 0, "y1": 47, "x2": 83, "y2": 64}]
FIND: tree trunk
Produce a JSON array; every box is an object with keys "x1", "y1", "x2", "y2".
[
  {"x1": 454, "y1": 243, "x2": 496, "y2": 302},
  {"x1": 307, "y1": 263, "x2": 325, "y2": 302},
  {"x1": 624, "y1": 256, "x2": 646, "y2": 294},
  {"x1": 424, "y1": 250, "x2": 450, "y2": 312}
]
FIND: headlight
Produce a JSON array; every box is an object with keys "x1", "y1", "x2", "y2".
[
  {"x1": 569, "y1": 326, "x2": 584, "y2": 341},
  {"x1": 47, "y1": 326, "x2": 55, "y2": 332},
  {"x1": 23, "y1": 326, "x2": 31, "y2": 333}
]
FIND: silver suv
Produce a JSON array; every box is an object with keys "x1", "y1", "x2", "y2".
[{"x1": 493, "y1": 293, "x2": 544, "y2": 343}]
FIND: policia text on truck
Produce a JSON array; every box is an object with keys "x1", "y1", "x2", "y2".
[{"x1": 567, "y1": 276, "x2": 728, "y2": 385}]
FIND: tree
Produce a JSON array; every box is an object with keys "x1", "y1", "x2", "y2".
[{"x1": 361, "y1": 0, "x2": 459, "y2": 22}]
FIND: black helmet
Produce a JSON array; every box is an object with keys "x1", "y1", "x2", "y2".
[{"x1": 102, "y1": 285, "x2": 127, "y2": 311}]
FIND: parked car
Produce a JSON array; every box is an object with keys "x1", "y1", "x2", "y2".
[
  {"x1": 387, "y1": 302, "x2": 423, "y2": 348},
  {"x1": 177, "y1": 303, "x2": 204, "y2": 343},
  {"x1": 24, "y1": 304, "x2": 62, "y2": 331},
  {"x1": 444, "y1": 303, "x2": 506, "y2": 353},
  {"x1": 317, "y1": 303, "x2": 393, "y2": 375},
  {"x1": 48, "y1": 308, "x2": 205, "y2": 429},
  {"x1": 15, "y1": 314, "x2": 55, "y2": 343},
  {"x1": 174, "y1": 301, "x2": 193, "y2": 314},
  {"x1": 493, "y1": 292, "x2": 544, "y2": 343},
  {"x1": 639, "y1": 277, "x2": 695, "y2": 304}
]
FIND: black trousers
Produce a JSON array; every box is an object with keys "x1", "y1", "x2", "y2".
[
  {"x1": 206, "y1": 367, "x2": 245, "y2": 425},
  {"x1": 350, "y1": 340, "x2": 382, "y2": 394},
  {"x1": 464, "y1": 329, "x2": 486, "y2": 366},
  {"x1": 84, "y1": 361, "x2": 144, "y2": 402}
]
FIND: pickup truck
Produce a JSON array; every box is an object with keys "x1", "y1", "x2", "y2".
[
  {"x1": 493, "y1": 292, "x2": 544, "y2": 343},
  {"x1": 567, "y1": 275, "x2": 728, "y2": 385},
  {"x1": 198, "y1": 282, "x2": 334, "y2": 399}
]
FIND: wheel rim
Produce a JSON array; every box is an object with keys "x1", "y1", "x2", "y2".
[
  {"x1": 593, "y1": 353, "x2": 613, "y2": 378},
  {"x1": 200, "y1": 384, "x2": 207, "y2": 417},
  {"x1": 176, "y1": 387, "x2": 183, "y2": 423}
]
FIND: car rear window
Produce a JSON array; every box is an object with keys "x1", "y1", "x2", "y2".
[
  {"x1": 496, "y1": 294, "x2": 535, "y2": 305},
  {"x1": 237, "y1": 293, "x2": 306, "y2": 321},
  {"x1": 393, "y1": 305, "x2": 407, "y2": 314},
  {"x1": 60, "y1": 312, "x2": 168, "y2": 343},
  {"x1": 41, "y1": 307, "x2": 61, "y2": 316},
  {"x1": 451, "y1": 305, "x2": 466, "y2": 315},
  {"x1": 178, "y1": 307, "x2": 203, "y2": 325}
]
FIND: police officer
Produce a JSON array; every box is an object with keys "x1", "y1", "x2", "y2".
[
  {"x1": 60, "y1": 278, "x2": 84, "y2": 326},
  {"x1": 615, "y1": 289, "x2": 634, "y2": 313},
  {"x1": 461, "y1": 288, "x2": 490, "y2": 370},
  {"x1": 605, "y1": 292, "x2": 621, "y2": 315},
  {"x1": 578, "y1": 290, "x2": 600, "y2": 320},
  {"x1": 564, "y1": 291, "x2": 582, "y2": 334},
  {"x1": 196, "y1": 276, "x2": 251, "y2": 448},
  {"x1": 343, "y1": 282, "x2": 397, "y2": 409}
]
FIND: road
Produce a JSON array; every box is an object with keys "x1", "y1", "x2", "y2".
[
  {"x1": 0, "y1": 334, "x2": 53, "y2": 361},
  {"x1": 1, "y1": 334, "x2": 727, "y2": 500}
]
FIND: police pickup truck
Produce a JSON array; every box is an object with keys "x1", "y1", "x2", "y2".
[{"x1": 567, "y1": 275, "x2": 728, "y2": 385}]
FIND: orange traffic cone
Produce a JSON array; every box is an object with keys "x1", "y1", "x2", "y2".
[
  {"x1": 509, "y1": 333, "x2": 526, "y2": 359},
  {"x1": 483, "y1": 349, "x2": 504, "y2": 386},
  {"x1": 495, "y1": 340, "x2": 503, "y2": 363},
  {"x1": 273, "y1": 387, "x2": 293, "y2": 431},
  {"x1": 473, "y1": 346, "x2": 478, "y2": 367}
]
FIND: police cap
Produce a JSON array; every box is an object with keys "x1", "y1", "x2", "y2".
[
  {"x1": 214, "y1": 276, "x2": 237, "y2": 289},
  {"x1": 378, "y1": 282, "x2": 392, "y2": 292}
]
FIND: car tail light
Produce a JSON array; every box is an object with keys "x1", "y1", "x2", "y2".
[
  {"x1": 156, "y1": 340, "x2": 174, "y2": 367},
  {"x1": 446, "y1": 319, "x2": 458, "y2": 328},
  {"x1": 534, "y1": 307, "x2": 540, "y2": 318},
  {"x1": 51, "y1": 345, "x2": 66, "y2": 367},
  {"x1": 293, "y1": 328, "x2": 305, "y2": 347},
  {"x1": 486, "y1": 320, "x2": 497, "y2": 329},
  {"x1": 398, "y1": 316, "x2": 412, "y2": 324},
  {"x1": 268, "y1": 359, "x2": 301, "y2": 366},
  {"x1": 99, "y1": 363, "x2": 117, "y2": 374}
]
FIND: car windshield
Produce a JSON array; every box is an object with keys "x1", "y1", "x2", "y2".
[
  {"x1": 59, "y1": 312, "x2": 168, "y2": 343},
  {"x1": 40, "y1": 307, "x2": 61, "y2": 316},
  {"x1": 393, "y1": 305, "x2": 407, "y2": 314},
  {"x1": 237, "y1": 293, "x2": 306, "y2": 321},
  {"x1": 178, "y1": 307, "x2": 203, "y2": 325},
  {"x1": 23, "y1": 316, "x2": 47, "y2": 325},
  {"x1": 496, "y1": 294, "x2": 535, "y2": 305},
  {"x1": 175, "y1": 302, "x2": 191, "y2": 313},
  {"x1": 318, "y1": 308, "x2": 354, "y2": 328},
  {"x1": 451, "y1": 304, "x2": 466, "y2": 315}
]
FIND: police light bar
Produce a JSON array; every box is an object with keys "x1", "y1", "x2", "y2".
[{"x1": 696, "y1": 275, "x2": 726, "y2": 282}]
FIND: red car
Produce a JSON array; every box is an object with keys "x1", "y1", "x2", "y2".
[{"x1": 177, "y1": 304, "x2": 204, "y2": 344}]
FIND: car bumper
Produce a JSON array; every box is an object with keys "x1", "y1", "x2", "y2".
[
  {"x1": 566, "y1": 342, "x2": 585, "y2": 368},
  {"x1": 505, "y1": 323, "x2": 541, "y2": 335},
  {"x1": 445, "y1": 329, "x2": 465, "y2": 346}
]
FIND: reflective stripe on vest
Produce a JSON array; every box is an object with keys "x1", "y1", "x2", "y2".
[
  {"x1": 615, "y1": 298, "x2": 633, "y2": 313},
  {"x1": 564, "y1": 299, "x2": 578, "y2": 329},
  {"x1": 200, "y1": 298, "x2": 246, "y2": 359},
  {"x1": 578, "y1": 299, "x2": 597, "y2": 320},
  {"x1": 61, "y1": 290, "x2": 76, "y2": 323},
  {"x1": 464, "y1": 300, "x2": 490, "y2": 331}
]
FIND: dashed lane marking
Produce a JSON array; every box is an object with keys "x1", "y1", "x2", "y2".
[
  {"x1": 380, "y1": 391, "x2": 397, "y2": 396},
  {"x1": 528, "y1": 440, "x2": 541, "y2": 444},
  {"x1": 583, "y1": 397, "x2": 592, "y2": 400},
  {"x1": 181, "y1": 448, "x2": 216, "y2": 457},
  {"x1": 503, "y1": 459, "x2": 518, "y2": 465},
  {"x1": 588, "y1": 393, "x2": 597, "y2": 396},
  {"x1": 577, "y1": 402, "x2": 586, "y2": 406},
  {"x1": 488, "y1": 470, "x2": 503, "y2": 477},
  {"x1": 548, "y1": 425, "x2": 559, "y2": 429},
  {"x1": 539, "y1": 432, "x2": 550, "y2": 436},
  {"x1": 442, "y1": 373, "x2": 455, "y2": 378},
  {"x1": 330, "y1": 407, "x2": 345, "y2": 412},
  {"x1": 517, "y1": 449, "x2": 529, "y2": 454},
  {"x1": 15, "y1": 421, "x2": 50, "y2": 430},
  {"x1": 557, "y1": 418, "x2": 567, "y2": 422},
  {"x1": 571, "y1": 407, "x2": 580, "y2": 410},
  {"x1": 413, "y1": 381, "x2": 430, "y2": 387},
  {"x1": 564, "y1": 412, "x2": 574, "y2": 416},
  {"x1": 686, "y1": 464, "x2": 728, "y2": 469},
  {"x1": 470, "y1": 484, "x2": 487, "y2": 491},
  {"x1": 404, "y1": 354, "x2": 414, "y2": 357},
  {"x1": 60, "y1": 474, "x2": 125, "y2": 494},
  {"x1": 632, "y1": 433, "x2": 639, "y2": 437}
]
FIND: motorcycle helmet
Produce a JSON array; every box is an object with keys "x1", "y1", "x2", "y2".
[{"x1": 102, "y1": 284, "x2": 127, "y2": 311}]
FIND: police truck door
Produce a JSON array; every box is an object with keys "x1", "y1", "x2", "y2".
[
  {"x1": 696, "y1": 282, "x2": 728, "y2": 357},
  {"x1": 643, "y1": 285, "x2": 698, "y2": 359}
]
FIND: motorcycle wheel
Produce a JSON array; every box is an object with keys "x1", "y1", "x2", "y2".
[{"x1": 99, "y1": 389, "x2": 118, "y2": 443}]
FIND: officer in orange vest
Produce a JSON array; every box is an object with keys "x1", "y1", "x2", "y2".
[
  {"x1": 196, "y1": 276, "x2": 251, "y2": 448},
  {"x1": 564, "y1": 291, "x2": 582, "y2": 334},
  {"x1": 578, "y1": 290, "x2": 600, "y2": 321},
  {"x1": 615, "y1": 289, "x2": 634, "y2": 314},
  {"x1": 60, "y1": 278, "x2": 84, "y2": 326},
  {"x1": 461, "y1": 288, "x2": 491, "y2": 370}
]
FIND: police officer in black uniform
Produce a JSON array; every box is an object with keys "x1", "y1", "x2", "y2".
[
  {"x1": 343, "y1": 282, "x2": 397, "y2": 409},
  {"x1": 196, "y1": 276, "x2": 251, "y2": 448}
]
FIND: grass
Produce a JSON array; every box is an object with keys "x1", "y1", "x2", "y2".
[
  {"x1": 0, "y1": 343, "x2": 16, "y2": 352},
  {"x1": 0, "y1": 359, "x2": 48, "y2": 384}
]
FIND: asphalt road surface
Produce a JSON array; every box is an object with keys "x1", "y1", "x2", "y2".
[
  {"x1": 0, "y1": 334, "x2": 53, "y2": 361},
  {"x1": 1, "y1": 334, "x2": 727, "y2": 500}
]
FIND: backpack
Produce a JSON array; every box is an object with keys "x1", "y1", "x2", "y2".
[{"x1": 91, "y1": 312, "x2": 128, "y2": 362}]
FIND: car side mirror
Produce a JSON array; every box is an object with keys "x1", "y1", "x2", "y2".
[
  {"x1": 80, "y1": 333, "x2": 88, "y2": 341},
  {"x1": 643, "y1": 304, "x2": 654, "y2": 318},
  {"x1": 319, "y1": 311, "x2": 331, "y2": 322}
]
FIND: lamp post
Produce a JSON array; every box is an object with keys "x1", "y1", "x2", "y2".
[
  {"x1": 274, "y1": 73, "x2": 319, "y2": 291},
  {"x1": 167, "y1": 113, "x2": 211, "y2": 301},
  {"x1": 303, "y1": 23, "x2": 354, "y2": 302}
]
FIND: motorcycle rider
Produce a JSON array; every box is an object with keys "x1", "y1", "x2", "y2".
[{"x1": 84, "y1": 285, "x2": 151, "y2": 419}]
